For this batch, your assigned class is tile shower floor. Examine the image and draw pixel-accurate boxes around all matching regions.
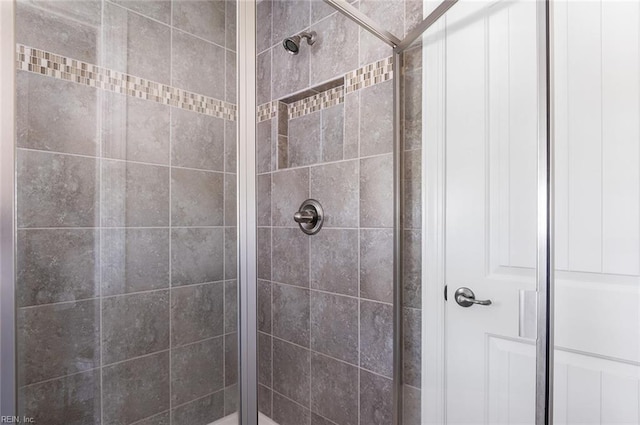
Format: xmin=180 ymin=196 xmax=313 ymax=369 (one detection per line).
xmin=212 ymin=413 xmax=278 ymax=425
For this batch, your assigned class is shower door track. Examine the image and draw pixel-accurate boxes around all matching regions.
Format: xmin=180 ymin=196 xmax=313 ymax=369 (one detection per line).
xmin=321 ymin=1 xmax=555 ymax=425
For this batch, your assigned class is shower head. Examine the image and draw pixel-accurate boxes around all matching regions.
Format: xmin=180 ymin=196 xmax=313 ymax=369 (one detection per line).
xmin=283 ymin=31 xmax=316 ymax=55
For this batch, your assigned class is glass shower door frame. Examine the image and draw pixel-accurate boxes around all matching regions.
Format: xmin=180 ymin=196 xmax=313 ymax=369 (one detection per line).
xmin=409 ymin=1 xmax=554 ymax=424
xmin=0 ymin=0 xmax=16 ymax=416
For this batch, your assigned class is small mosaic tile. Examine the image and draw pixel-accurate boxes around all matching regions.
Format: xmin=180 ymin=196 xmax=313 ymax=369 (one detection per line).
xmin=288 ymin=85 xmax=344 ymax=120
xmin=344 ymin=56 xmax=394 ymax=94
xmin=257 ymin=101 xmax=279 ymax=122
xmin=16 ymin=44 xmax=237 ymax=121
xmin=256 ymin=56 xmax=393 ymax=122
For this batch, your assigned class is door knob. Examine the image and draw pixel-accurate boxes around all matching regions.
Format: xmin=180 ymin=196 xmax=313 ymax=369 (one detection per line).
xmin=454 ymin=287 xmax=492 ymax=307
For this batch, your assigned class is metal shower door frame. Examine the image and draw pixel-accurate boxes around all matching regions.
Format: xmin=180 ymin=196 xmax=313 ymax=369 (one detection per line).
xmin=0 ymin=0 xmax=17 ymax=417
xmin=322 ymin=1 xmax=555 ymax=424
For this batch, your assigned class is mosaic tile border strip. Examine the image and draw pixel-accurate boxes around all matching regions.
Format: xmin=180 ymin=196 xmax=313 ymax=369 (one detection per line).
xmin=288 ymin=85 xmax=344 ymax=120
xmin=16 ymin=44 xmax=237 ymax=121
xmin=258 ymin=101 xmax=279 ymax=122
xmin=344 ymin=56 xmax=393 ymax=94
xmin=257 ymin=56 xmax=393 ymax=122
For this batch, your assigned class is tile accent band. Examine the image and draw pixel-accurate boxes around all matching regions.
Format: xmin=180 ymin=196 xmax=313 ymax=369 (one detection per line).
xmin=16 ymin=44 xmax=237 ymax=122
xmin=256 ymin=55 xmax=394 ymax=123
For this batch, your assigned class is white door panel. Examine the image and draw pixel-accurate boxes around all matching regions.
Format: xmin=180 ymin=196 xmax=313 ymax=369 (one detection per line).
xmin=432 ymin=0 xmax=640 ymax=424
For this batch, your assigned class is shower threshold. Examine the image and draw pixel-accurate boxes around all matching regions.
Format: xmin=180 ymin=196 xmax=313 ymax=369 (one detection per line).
xmin=211 ymin=412 xmax=279 ymax=425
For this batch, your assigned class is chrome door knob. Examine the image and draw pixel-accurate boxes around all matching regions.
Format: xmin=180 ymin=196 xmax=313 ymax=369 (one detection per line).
xmin=454 ymin=287 xmax=492 ymax=307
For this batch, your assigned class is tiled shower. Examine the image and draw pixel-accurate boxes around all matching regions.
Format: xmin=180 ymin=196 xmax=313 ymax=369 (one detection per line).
xmin=6 ymin=0 xmax=424 ymax=424
xmin=14 ymin=0 xmax=238 ymax=423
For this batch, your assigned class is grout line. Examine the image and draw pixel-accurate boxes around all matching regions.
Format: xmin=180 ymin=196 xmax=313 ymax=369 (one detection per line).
xmin=104 ymin=0 xmax=236 ymax=55
xmin=267 ymin=332 xmax=394 ymax=384
xmin=16 ymin=146 xmax=234 ymax=174
xmin=265 ymin=150 xmax=392 ymax=174
xmin=18 ymin=226 xmax=229 ymax=231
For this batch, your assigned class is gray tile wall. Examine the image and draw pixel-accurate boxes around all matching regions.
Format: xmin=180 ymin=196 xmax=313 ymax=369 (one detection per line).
xmin=15 ymin=1 xmax=237 ymax=424
xmin=256 ymin=1 xmax=425 ymax=424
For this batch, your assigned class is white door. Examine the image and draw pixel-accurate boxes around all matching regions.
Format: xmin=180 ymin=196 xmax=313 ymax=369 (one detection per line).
xmin=441 ymin=1 xmax=539 ymax=423
xmin=552 ymin=1 xmax=640 ymax=423
xmin=426 ymin=0 xmax=640 ymax=424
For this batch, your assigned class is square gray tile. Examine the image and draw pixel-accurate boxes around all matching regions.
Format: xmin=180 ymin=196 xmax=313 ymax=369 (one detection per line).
xmin=273 ymin=283 xmax=310 ymax=347
xmin=225 ymin=384 xmax=239 ymax=416
xmin=17 ymin=72 xmax=98 ymax=156
xmin=259 ymin=332 xmax=272 ymax=387
xmin=225 ymin=280 xmax=238 ymax=333
xmin=17 ymin=150 xmax=98 ymax=228
xmin=258 ymin=280 xmax=272 ymax=333
xmin=288 ymin=112 xmax=321 ymax=168
xmin=360 ymin=80 xmax=393 ymax=156
xmin=103 ymin=2 xmax=171 ymax=84
xmin=273 ymin=339 xmax=310 ymax=407
xmin=171 ymin=337 xmax=224 ymax=405
xmin=171 ymin=108 xmax=225 ymax=172
xmin=309 ymin=229 xmax=358 ymax=296
xmin=272 ymin=38 xmax=310 ymax=99
xmin=258 ymin=49 xmax=272 ymax=106
xmin=110 ymin=0 xmax=171 ymax=23
xmin=258 ymin=384 xmax=273 ymax=417
xmin=360 ymin=228 xmax=393 ymax=303
xmin=102 ymin=351 xmax=170 ymax=425
xmin=102 ymin=228 xmax=170 ymax=296
xmin=321 ymin=103 xmax=344 ymax=162
xmin=258 ymin=227 xmax=272 ymax=280
xmin=272 ymin=167 xmax=309 ymax=226
xmin=310 ymin=160 xmax=358 ymax=228
xmin=225 ymin=173 xmax=237 ymax=226
xmin=225 ymin=227 xmax=237 ymax=279
xmin=272 ymin=228 xmax=309 ymax=287
xmin=101 ymin=160 xmax=170 ymax=227
xmin=360 ymin=300 xmax=393 ymax=377
xmin=257 ymin=0 xmax=273 ymax=53
xmin=258 ymin=173 xmax=272 ymax=226
xmin=17 ymin=300 xmax=100 ymax=386
xmin=225 ymin=333 xmax=238 ymax=387
xmin=273 ymin=392 xmax=311 ymax=425
xmin=171 ymin=390 xmax=225 ymax=425
xmin=310 ymin=353 xmax=358 ymax=425
xmin=257 ymin=119 xmax=274 ymax=174
xmin=360 ymin=154 xmax=393 ymax=228
xmin=310 ymin=291 xmax=358 ymax=364
xmin=17 ymin=3 xmax=98 ymax=63
xmin=172 ymin=30 xmax=226 ymax=99
xmin=171 ymin=168 xmax=224 ymax=226
xmin=360 ymin=369 xmax=393 ymax=425
xmin=171 ymin=282 xmax=224 ymax=346
xmin=171 ymin=227 xmax=224 ymax=286
xmin=102 ymin=92 xmax=170 ymax=165
xmin=17 ymin=229 xmax=99 ymax=307
xmin=102 ymin=290 xmax=170 ymax=364
xmin=173 ymin=0 xmax=225 ymax=45
xmin=309 ymin=12 xmax=358 ymax=86
xmin=403 ymin=230 xmax=422 ymax=309
xmin=403 ymin=307 xmax=421 ymax=388
xmin=19 ymin=370 xmax=101 ymax=425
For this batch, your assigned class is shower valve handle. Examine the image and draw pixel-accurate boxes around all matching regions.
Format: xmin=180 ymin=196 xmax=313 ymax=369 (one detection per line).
xmin=294 ymin=209 xmax=317 ymax=224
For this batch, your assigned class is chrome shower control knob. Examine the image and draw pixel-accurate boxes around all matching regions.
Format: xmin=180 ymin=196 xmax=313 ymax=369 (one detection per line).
xmin=294 ymin=199 xmax=324 ymax=235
